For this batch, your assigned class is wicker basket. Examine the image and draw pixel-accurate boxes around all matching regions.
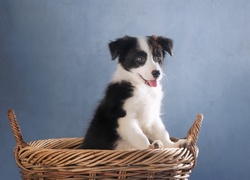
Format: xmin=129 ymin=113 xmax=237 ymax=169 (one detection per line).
xmin=8 ymin=109 xmax=203 ymax=180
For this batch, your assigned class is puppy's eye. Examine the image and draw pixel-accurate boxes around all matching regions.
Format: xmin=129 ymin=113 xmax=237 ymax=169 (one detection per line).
xmin=136 ymin=56 xmax=146 ymax=64
xmin=153 ymin=55 xmax=162 ymax=63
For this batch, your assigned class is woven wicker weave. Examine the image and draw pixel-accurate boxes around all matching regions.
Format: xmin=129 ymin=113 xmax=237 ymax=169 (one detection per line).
xmin=8 ymin=109 xmax=203 ymax=180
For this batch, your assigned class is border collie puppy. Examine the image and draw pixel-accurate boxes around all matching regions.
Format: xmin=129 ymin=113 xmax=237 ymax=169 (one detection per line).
xmin=80 ymin=35 xmax=186 ymax=150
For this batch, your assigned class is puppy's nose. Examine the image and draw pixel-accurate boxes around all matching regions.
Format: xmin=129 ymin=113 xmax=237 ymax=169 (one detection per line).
xmin=152 ymin=70 xmax=160 ymax=79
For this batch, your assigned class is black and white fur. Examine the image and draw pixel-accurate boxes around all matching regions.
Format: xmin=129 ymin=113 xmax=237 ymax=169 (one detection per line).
xmin=80 ymin=35 xmax=186 ymax=150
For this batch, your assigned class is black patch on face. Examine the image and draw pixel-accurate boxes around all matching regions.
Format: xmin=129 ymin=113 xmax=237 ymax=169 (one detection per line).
xmin=147 ymin=35 xmax=174 ymax=65
xmin=109 ymin=36 xmax=149 ymax=71
xmin=147 ymin=38 xmax=165 ymax=65
xmin=109 ymin=36 xmax=138 ymax=61
xmin=120 ymin=50 xmax=148 ymax=71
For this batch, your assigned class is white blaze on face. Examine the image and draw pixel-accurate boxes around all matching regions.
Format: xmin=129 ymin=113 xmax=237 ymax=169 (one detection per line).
xmin=131 ymin=37 xmax=162 ymax=86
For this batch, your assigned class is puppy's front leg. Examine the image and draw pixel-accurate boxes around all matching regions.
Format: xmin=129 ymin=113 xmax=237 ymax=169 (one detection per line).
xmin=116 ymin=117 xmax=150 ymax=149
xmin=148 ymin=118 xmax=187 ymax=148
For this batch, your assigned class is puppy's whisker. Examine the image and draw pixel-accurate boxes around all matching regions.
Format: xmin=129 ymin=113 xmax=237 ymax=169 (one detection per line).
xmin=164 ymin=72 xmax=175 ymax=82
xmin=162 ymin=73 xmax=168 ymax=82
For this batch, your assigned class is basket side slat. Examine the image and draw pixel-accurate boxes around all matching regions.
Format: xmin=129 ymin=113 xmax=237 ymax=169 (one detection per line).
xmin=8 ymin=109 xmax=28 ymax=147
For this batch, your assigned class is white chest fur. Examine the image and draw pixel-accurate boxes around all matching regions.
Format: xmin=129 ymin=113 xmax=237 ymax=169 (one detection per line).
xmin=112 ymin=63 xmax=167 ymax=149
xmin=125 ymin=84 xmax=163 ymax=127
xmin=115 ymin=84 xmax=164 ymax=150
xmin=112 ymin=65 xmax=163 ymax=130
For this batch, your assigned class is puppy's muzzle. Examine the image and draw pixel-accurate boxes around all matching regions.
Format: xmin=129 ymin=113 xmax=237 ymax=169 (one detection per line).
xmin=152 ymin=70 xmax=160 ymax=79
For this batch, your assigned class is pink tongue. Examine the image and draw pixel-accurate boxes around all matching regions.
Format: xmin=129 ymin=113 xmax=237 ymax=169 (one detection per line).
xmin=148 ymin=80 xmax=157 ymax=87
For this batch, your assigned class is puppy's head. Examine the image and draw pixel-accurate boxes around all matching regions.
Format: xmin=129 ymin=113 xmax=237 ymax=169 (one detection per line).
xmin=109 ymin=35 xmax=173 ymax=87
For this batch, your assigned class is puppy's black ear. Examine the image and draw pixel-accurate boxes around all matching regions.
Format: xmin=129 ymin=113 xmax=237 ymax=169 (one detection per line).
xmin=108 ymin=40 xmax=120 ymax=60
xmin=157 ymin=36 xmax=174 ymax=56
xmin=108 ymin=36 xmax=133 ymax=60
xmin=150 ymin=36 xmax=174 ymax=56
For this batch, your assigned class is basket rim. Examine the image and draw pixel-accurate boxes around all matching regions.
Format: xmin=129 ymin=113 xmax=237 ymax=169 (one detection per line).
xmin=8 ymin=109 xmax=203 ymax=179
xmin=8 ymin=109 xmax=203 ymax=149
xmin=14 ymin=138 xmax=197 ymax=172
xmin=26 ymin=137 xmax=193 ymax=151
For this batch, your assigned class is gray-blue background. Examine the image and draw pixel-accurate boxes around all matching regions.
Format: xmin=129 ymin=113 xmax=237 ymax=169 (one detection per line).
xmin=1 ymin=1 xmax=250 ymax=179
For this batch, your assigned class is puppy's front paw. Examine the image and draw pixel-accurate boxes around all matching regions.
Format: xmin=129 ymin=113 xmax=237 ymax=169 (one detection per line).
xmin=177 ymin=139 xmax=188 ymax=148
xmin=149 ymin=140 xmax=163 ymax=149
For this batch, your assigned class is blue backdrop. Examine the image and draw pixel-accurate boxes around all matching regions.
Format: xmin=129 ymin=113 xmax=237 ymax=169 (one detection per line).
xmin=1 ymin=1 xmax=250 ymax=179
